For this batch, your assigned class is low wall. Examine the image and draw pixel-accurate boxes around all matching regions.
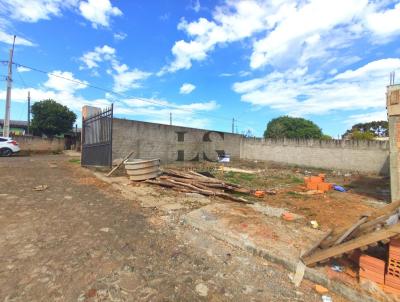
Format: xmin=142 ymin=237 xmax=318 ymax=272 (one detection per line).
xmin=111 ymin=118 xmax=390 ymax=175
xmin=112 ymin=118 xmax=241 ymax=163
xmin=240 ymin=138 xmax=389 ymax=175
xmin=14 ymin=136 xmax=65 ymax=152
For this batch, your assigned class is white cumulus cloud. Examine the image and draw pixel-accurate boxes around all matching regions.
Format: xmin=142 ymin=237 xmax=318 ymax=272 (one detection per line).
xmin=0 ymin=0 xmax=77 ymax=23
xmin=79 ymin=0 xmax=122 ymax=28
xmin=179 ymin=83 xmax=196 ymax=94
xmin=162 ymin=0 xmax=400 ymax=73
xmin=0 ymin=0 xmax=122 ymax=29
xmin=112 ymin=65 xmax=151 ymax=92
xmin=116 ymin=98 xmax=218 ymax=129
xmin=0 ymin=30 xmax=34 ymax=46
xmin=232 ymin=58 xmax=400 ymax=117
xmin=44 ymin=70 xmax=88 ymax=93
xmin=80 ymin=45 xmax=116 ymax=69
xmin=80 ymin=45 xmax=151 ymax=92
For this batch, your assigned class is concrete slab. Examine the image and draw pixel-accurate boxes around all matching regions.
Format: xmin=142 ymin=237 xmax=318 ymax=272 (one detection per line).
xmin=184 ymin=202 xmax=381 ymax=302
xmin=184 ymin=203 xmax=320 ymax=263
xmin=250 ymin=203 xmax=303 ymax=220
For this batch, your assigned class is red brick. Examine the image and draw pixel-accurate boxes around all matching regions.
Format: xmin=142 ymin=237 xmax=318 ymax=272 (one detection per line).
xmin=383 ymin=284 xmax=400 ymax=296
xmin=359 ymin=270 xmax=384 ymax=284
xmin=310 ymin=176 xmax=323 ymax=183
xmin=317 ymin=182 xmax=333 ymax=192
xmin=388 ymin=258 xmax=400 ymax=276
xmin=359 ymin=255 xmax=385 ymax=273
xmin=307 ymin=182 xmax=319 ymax=190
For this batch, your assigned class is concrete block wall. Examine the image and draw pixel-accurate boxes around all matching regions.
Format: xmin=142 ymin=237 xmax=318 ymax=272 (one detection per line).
xmin=112 ymin=118 xmax=241 ymax=163
xmin=14 ymin=136 xmax=65 ymax=152
xmin=240 ymin=138 xmax=389 ymax=175
xmin=112 ymin=118 xmax=390 ymax=175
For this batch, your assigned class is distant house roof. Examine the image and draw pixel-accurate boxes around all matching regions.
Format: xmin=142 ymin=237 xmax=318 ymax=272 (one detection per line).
xmin=0 ymin=119 xmax=28 ymax=129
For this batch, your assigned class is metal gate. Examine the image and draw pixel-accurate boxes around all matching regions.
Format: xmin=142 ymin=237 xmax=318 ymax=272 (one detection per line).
xmin=81 ymin=104 xmax=113 ymax=167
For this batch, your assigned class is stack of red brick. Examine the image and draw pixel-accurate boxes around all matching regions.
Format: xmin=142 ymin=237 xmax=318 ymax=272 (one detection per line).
xmin=304 ymin=174 xmax=333 ymax=193
xmin=359 ymin=255 xmax=385 ymax=285
xmin=385 ymin=238 xmax=400 ymax=294
xmin=358 ymin=238 xmax=400 ymax=296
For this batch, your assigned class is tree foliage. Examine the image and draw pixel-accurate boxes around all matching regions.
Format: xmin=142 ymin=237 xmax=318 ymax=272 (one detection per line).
xmin=31 ymin=99 xmax=76 ymax=137
xmin=343 ymin=120 xmax=388 ymax=139
xmin=350 ymin=130 xmax=376 ymax=140
xmin=264 ymin=116 xmax=323 ymax=139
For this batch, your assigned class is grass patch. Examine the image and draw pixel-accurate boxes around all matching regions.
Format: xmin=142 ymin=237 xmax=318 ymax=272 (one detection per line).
xmin=223 ymin=171 xmax=256 ymax=184
xmin=290 ymin=176 xmax=303 ymax=183
xmin=69 ymin=158 xmax=81 ymax=164
xmin=286 ymin=191 xmax=306 ymax=199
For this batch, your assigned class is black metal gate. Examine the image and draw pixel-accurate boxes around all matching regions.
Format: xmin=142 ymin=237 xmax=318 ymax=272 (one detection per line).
xmin=81 ymin=104 xmax=113 ymax=167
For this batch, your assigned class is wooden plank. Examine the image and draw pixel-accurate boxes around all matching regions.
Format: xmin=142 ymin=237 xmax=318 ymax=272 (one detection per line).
xmin=303 ymin=224 xmax=400 ymax=266
xmin=334 ymin=216 xmax=368 ymax=245
xmin=320 ymin=200 xmax=400 ymax=248
xmin=106 ymin=151 xmax=134 ymax=177
xmin=354 ymin=213 xmax=395 ymax=235
xmin=300 ymin=229 xmax=332 ymax=259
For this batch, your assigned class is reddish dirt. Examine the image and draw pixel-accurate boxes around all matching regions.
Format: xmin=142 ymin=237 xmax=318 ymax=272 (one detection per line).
xmin=167 ymin=160 xmax=389 ymax=232
xmin=265 ymin=188 xmax=379 ymax=231
xmin=1 ymin=154 xmax=349 ymax=301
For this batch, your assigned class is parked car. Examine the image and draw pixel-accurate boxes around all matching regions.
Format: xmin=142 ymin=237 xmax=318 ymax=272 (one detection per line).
xmin=0 ymin=137 xmax=20 ymax=156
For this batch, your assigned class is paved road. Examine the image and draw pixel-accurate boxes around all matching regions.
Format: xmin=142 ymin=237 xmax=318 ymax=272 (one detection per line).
xmin=0 ymin=155 xmax=344 ymax=301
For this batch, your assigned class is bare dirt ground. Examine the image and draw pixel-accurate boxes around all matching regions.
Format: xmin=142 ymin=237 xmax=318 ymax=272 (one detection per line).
xmin=0 ymin=155 xmax=347 ymax=302
xmin=164 ymin=160 xmax=389 ymax=232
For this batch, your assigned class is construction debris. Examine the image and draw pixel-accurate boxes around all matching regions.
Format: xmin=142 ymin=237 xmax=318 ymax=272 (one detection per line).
xmin=292 ymin=261 xmax=306 ymax=287
xmin=125 ymin=158 xmax=160 ymax=181
xmin=145 ymin=169 xmax=257 ymax=204
xmin=304 ymin=174 xmax=333 ymax=192
xmin=33 ymin=184 xmax=48 ymax=191
xmin=314 ymin=284 xmax=329 ymax=294
xmin=310 ymin=220 xmax=319 ymax=229
xmin=359 ymin=254 xmax=385 ymax=285
xmin=385 ymin=238 xmax=400 ymax=293
xmin=107 ymin=151 xmax=134 ymax=177
xmin=301 ymin=201 xmax=400 ymax=266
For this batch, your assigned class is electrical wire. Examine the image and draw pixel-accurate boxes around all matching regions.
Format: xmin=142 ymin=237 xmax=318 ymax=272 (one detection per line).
xmin=2 ymin=60 xmax=257 ymax=133
xmin=13 ymin=62 xmax=245 ymax=123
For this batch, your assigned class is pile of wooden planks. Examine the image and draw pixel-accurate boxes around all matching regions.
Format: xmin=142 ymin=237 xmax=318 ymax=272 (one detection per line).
xmin=302 ymin=200 xmax=400 ymax=266
xmin=144 ymin=169 xmax=254 ymax=204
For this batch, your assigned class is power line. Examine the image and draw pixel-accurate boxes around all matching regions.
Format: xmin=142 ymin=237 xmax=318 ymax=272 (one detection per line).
xmin=16 ymin=68 xmax=28 ymax=88
xmin=12 ymin=61 xmax=248 ymax=125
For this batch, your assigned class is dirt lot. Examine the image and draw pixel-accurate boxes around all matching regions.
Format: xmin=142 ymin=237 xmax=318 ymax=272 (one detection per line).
xmin=0 ymin=155 xmax=349 ymax=302
xmin=164 ymin=160 xmax=389 ymax=232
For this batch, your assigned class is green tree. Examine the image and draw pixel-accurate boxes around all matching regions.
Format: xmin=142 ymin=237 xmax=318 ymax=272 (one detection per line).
xmin=349 ymin=130 xmax=375 ymax=140
xmin=264 ymin=116 xmax=323 ymax=139
xmin=31 ymin=99 xmax=76 ymax=137
xmin=321 ymin=134 xmax=333 ymax=140
xmin=342 ymin=120 xmax=388 ymax=139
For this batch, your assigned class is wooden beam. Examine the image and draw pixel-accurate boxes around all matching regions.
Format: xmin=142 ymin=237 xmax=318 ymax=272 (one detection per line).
xmin=320 ymin=200 xmax=400 ymax=248
xmin=301 ymin=229 xmax=332 ymax=259
xmin=106 ymin=151 xmax=134 ymax=177
xmin=334 ymin=216 xmax=368 ymax=246
xmin=303 ymin=224 xmax=400 ymax=266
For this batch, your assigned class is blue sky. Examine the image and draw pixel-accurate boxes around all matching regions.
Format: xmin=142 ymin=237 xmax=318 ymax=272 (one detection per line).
xmin=0 ymin=0 xmax=400 ymax=137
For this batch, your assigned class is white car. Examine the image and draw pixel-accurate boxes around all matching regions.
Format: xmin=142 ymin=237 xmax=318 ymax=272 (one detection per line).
xmin=0 ymin=137 xmax=20 ymax=156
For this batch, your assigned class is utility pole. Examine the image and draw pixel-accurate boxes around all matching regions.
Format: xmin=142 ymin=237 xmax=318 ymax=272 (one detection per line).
xmin=170 ymin=112 xmax=172 ymax=126
xmin=27 ymin=91 xmax=31 ymax=135
xmin=3 ymin=35 xmax=16 ymax=137
xmin=232 ymin=118 xmax=235 ymax=133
